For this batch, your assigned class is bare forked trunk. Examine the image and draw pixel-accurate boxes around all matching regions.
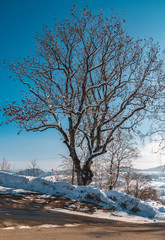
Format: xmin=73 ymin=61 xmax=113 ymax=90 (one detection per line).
xmin=82 ymin=159 xmax=93 ymax=185
xmin=72 ymin=155 xmax=93 ymax=186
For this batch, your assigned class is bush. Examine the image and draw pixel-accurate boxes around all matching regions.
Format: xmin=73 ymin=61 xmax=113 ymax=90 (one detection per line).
xmin=139 ymin=186 xmax=163 ymax=203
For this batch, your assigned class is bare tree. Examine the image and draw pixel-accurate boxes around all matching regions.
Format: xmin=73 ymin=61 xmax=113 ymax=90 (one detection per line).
xmin=150 ymin=117 xmax=165 ymax=156
xmin=147 ymin=80 xmax=165 ymax=155
xmin=130 ymin=172 xmax=151 ymax=198
xmin=92 ymin=157 xmax=106 ymax=189
xmin=59 ymin=155 xmax=76 ymax=184
xmin=0 ymin=157 xmax=11 ymax=172
xmin=123 ymin=167 xmax=133 ymax=195
xmin=92 ymin=132 xmax=139 ymax=190
xmin=26 ymin=159 xmax=40 ymax=177
xmin=1 ymin=7 xmax=164 ymax=185
xmin=123 ymin=171 xmax=160 ymax=201
xmin=59 ymin=149 xmax=87 ymax=184
xmin=51 ymin=168 xmax=60 ymax=181
xmin=105 ymin=132 xmax=139 ymax=190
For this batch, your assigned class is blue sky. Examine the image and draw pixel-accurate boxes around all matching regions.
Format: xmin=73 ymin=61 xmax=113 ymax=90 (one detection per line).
xmin=0 ymin=0 xmax=165 ymax=170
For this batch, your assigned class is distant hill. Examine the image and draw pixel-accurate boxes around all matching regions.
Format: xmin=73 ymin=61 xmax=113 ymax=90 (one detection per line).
xmin=119 ymin=167 xmax=140 ymax=172
xmin=16 ymin=168 xmax=71 ymax=178
xmin=141 ymin=165 xmax=165 ymax=172
xmin=16 ymin=168 xmax=49 ymax=177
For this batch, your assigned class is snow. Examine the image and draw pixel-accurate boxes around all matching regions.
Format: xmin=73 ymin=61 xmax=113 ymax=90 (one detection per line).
xmin=0 ymin=171 xmax=165 ymax=223
xmin=77 ymin=186 xmax=114 ymax=209
xmin=2 ymin=224 xmax=80 ymax=230
xmin=45 ymin=207 xmax=153 ymax=223
xmin=106 ymin=190 xmax=156 ymax=218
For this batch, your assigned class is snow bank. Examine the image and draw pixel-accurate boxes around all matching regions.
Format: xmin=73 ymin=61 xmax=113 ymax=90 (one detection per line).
xmin=0 ymin=171 xmax=115 ymax=209
xmin=29 ymin=178 xmax=80 ymax=200
xmin=77 ymin=186 xmax=115 ymax=209
xmin=0 ymin=171 xmax=31 ymax=189
xmin=0 ymin=171 xmax=165 ymax=222
xmin=106 ymin=190 xmax=156 ymax=218
xmin=0 ymin=171 xmax=79 ymax=199
xmin=144 ymin=200 xmax=165 ymax=221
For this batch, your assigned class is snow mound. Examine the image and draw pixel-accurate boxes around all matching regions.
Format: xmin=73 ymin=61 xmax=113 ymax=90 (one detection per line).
xmin=0 ymin=171 xmax=165 ymax=222
xmin=0 ymin=171 xmax=79 ymax=199
xmin=29 ymin=178 xmax=80 ymax=199
xmin=106 ymin=190 xmax=158 ymax=218
xmin=0 ymin=171 xmax=115 ymax=208
xmin=77 ymin=186 xmax=115 ymax=209
xmin=0 ymin=171 xmax=31 ymax=189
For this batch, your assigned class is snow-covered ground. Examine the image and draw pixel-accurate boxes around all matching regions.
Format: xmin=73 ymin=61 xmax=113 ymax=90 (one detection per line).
xmin=0 ymin=171 xmax=165 ymax=223
xmin=2 ymin=224 xmax=81 ymax=230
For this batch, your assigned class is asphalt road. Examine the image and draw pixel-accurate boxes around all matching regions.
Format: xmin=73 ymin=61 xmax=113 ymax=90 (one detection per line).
xmin=0 ymin=193 xmax=165 ymax=240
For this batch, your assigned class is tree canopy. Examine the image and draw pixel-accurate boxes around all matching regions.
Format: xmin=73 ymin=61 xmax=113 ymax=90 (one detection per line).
xmin=1 ymin=7 xmax=164 ymax=185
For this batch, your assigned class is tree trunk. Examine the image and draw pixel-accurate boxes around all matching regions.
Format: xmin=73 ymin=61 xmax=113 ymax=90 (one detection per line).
xmin=81 ymin=160 xmax=93 ymax=186
xmin=69 ymin=147 xmax=94 ymax=185
xmin=108 ymin=185 xmax=114 ymax=190
xmin=75 ymin=166 xmax=93 ymax=186
xmin=73 ymin=159 xmax=93 ymax=186
xmin=71 ymin=155 xmax=83 ymax=186
xmin=71 ymin=163 xmax=75 ymax=185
